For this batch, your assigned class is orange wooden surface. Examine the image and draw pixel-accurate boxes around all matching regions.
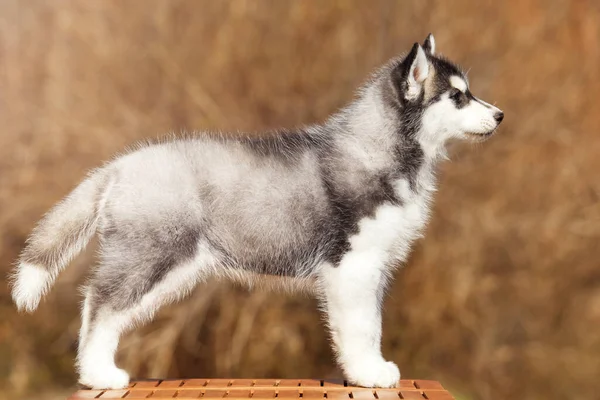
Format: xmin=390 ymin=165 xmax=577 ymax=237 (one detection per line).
xmin=68 ymin=379 xmax=454 ymax=399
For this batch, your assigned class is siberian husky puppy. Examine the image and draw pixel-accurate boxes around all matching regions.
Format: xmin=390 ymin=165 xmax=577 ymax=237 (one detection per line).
xmin=11 ymin=34 xmax=503 ymax=389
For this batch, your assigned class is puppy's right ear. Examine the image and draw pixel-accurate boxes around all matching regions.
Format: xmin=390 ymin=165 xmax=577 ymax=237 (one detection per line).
xmin=403 ymin=43 xmax=429 ymax=101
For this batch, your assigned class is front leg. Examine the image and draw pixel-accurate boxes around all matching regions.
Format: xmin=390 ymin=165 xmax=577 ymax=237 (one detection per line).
xmin=318 ymin=252 xmax=399 ymax=388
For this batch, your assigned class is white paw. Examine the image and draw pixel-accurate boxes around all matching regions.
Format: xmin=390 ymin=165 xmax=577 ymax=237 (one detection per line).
xmin=79 ymin=366 xmax=130 ymax=389
xmin=345 ymin=358 xmax=400 ymax=388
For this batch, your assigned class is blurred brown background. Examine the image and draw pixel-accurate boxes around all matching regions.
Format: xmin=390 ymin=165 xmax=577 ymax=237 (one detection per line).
xmin=1 ymin=1 xmax=599 ymax=399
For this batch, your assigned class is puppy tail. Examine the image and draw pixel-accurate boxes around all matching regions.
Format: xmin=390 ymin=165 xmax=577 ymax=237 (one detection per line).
xmin=11 ymin=168 xmax=112 ymax=312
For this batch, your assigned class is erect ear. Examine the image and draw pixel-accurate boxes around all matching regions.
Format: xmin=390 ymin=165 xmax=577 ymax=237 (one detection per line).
xmin=422 ymin=33 xmax=435 ymax=55
xmin=405 ymin=43 xmax=429 ymax=101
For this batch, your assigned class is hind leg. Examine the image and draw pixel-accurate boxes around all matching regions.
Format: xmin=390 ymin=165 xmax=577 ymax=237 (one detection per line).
xmin=77 ymin=240 xmax=216 ymax=389
xmin=77 ymin=291 xmax=132 ymax=389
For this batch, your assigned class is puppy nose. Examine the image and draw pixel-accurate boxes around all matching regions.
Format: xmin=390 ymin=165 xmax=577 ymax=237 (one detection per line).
xmin=494 ymin=111 xmax=504 ymax=123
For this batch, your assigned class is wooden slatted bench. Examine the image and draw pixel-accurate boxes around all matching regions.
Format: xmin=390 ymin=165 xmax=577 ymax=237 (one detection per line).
xmin=68 ymin=379 xmax=454 ymax=399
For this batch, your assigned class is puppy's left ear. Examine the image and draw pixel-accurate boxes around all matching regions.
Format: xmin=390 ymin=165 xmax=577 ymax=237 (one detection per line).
xmin=405 ymin=43 xmax=429 ymax=101
xmin=423 ymin=33 xmax=435 ymax=55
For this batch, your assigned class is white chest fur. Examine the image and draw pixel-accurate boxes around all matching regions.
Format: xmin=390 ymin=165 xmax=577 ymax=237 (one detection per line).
xmin=347 ymin=172 xmax=435 ymax=268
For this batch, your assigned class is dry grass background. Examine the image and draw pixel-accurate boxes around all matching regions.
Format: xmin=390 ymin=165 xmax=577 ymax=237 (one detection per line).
xmin=1 ymin=1 xmax=599 ymax=399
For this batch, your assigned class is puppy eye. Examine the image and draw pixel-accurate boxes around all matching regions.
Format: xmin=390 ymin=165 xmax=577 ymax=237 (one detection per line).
xmin=450 ymin=89 xmax=463 ymax=99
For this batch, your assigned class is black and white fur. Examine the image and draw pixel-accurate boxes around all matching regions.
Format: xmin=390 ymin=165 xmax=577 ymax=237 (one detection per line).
xmin=11 ymin=35 xmax=503 ymax=389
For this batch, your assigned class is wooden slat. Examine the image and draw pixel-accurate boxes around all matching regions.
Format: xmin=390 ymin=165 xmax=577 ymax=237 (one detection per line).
xmin=203 ymin=389 xmax=228 ymax=398
xmin=299 ymin=379 xmax=322 ymax=387
xmin=422 ymin=391 xmax=454 ymax=400
xmin=150 ymin=389 xmax=178 ymax=399
xmin=398 ymin=381 xmax=417 ymax=389
xmin=175 ymin=390 xmax=202 ymax=398
xmin=133 ymin=381 xmax=160 ymax=389
xmin=253 ymin=379 xmax=278 ymax=387
xmin=206 ymin=379 xmax=232 ymax=387
xmin=373 ymin=390 xmax=400 ymax=399
xmin=252 ymin=389 xmax=276 ymax=398
xmin=277 ymin=379 xmax=301 ymax=387
xmin=301 ymin=389 xmax=325 ymax=398
xmin=399 ymin=391 xmax=425 ymax=399
xmin=350 ymin=390 xmax=375 ymax=400
xmin=324 ymin=391 xmax=350 ymax=399
xmin=98 ymin=390 xmax=129 ymax=399
xmin=182 ymin=379 xmax=208 ymax=387
xmin=156 ymin=380 xmax=183 ymax=388
xmin=322 ymin=379 xmax=345 ymax=387
xmin=226 ymin=389 xmax=251 ymax=398
xmin=276 ymin=389 xmax=301 ymax=398
xmin=413 ymin=381 xmax=443 ymax=390
xmin=229 ymin=379 xmax=254 ymax=387
xmin=125 ymin=390 xmax=153 ymax=398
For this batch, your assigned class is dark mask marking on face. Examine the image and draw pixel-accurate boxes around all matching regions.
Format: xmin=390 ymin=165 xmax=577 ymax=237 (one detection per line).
xmin=449 ymin=88 xmax=472 ymax=109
